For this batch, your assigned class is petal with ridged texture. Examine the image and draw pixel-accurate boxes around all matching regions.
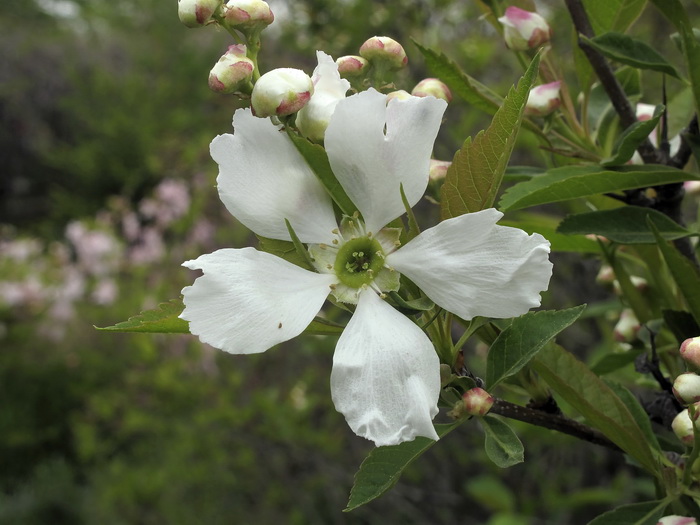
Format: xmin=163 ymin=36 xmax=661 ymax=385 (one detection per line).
xmin=181 ymin=248 xmax=335 ymax=354
xmin=331 ymin=290 xmax=440 ymax=446
xmin=386 ymin=208 xmax=552 ymax=320
xmin=211 ymin=109 xmax=338 ymax=244
xmin=324 ymin=89 xmax=447 ymax=235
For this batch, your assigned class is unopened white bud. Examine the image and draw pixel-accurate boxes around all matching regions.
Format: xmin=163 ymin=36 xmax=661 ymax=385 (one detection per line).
xmin=178 ymin=0 xmax=221 ymax=28
xmin=674 ymin=373 xmax=700 ymax=404
xmin=208 ymin=45 xmax=254 ymax=94
xmin=613 ymin=309 xmax=640 ymax=343
xmin=336 ymin=55 xmax=370 ymax=78
xmin=223 ymin=0 xmax=274 ymax=31
xmin=251 ymin=68 xmax=313 ymax=117
xmin=359 ymin=36 xmax=408 ymax=70
xmin=525 ymin=81 xmax=561 ymax=117
xmin=681 ymin=337 xmax=700 ymax=369
xmin=672 ymin=408 xmax=697 ymax=445
xmin=658 ymin=516 xmax=697 ymax=525
xmin=385 ymin=90 xmax=412 ymax=103
xmin=429 ymin=159 xmax=451 ymax=183
xmin=462 ymin=387 xmax=495 ymax=417
xmin=498 ymin=6 xmax=552 ymax=51
xmin=412 ymin=78 xmax=452 ymax=103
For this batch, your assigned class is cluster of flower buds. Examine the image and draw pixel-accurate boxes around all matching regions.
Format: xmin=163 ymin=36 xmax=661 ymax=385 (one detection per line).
xmin=498 ymin=6 xmax=552 ymax=51
xmin=672 ymin=338 xmax=700 ymax=445
xmin=525 ymin=81 xmax=562 ymax=117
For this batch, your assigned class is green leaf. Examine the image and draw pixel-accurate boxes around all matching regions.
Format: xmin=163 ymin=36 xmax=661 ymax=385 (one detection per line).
xmin=501 ymin=217 xmax=600 ymax=253
xmin=285 ymin=219 xmax=317 ymax=271
xmin=345 ymin=423 xmax=459 ymax=511
xmin=649 ymin=0 xmax=700 ymax=116
xmin=480 ymin=415 xmax=524 ymax=468
xmin=663 ymin=309 xmax=700 ymax=344
xmin=257 ymin=235 xmax=310 ymax=269
xmin=414 ymin=41 xmax=502 ymax=115
xmin=584 ymin=32 xmax=681 ymax=78
xmin=557 ymin=206 xmax=692 ymax=244
xmin=601 ymin=105 xmax=664 ymax=166
xmin=587 ymin=499 xmax=669 ymax=525
xmin=499 ymin=165 xmax=698 ymax=212
xmin=590 ymin=349 xmax=644 ymax=375
xmin=97 ymin=298 xmax=189 ymax=334
xmin=532 ymin=344 xmax=660 ymax=474
xmin=650 ymin=219 xmax=700 ymax=324
xmin=440 ymin=52 xmax=540 ymax=219
xmin=286 ymin=131 xmax=358 ymax=217
xmin=486 ymin=306 xmax=586 ymax=389
xmin=606 ymin=381 xmax=661 ymax=454
xmin=302 ymin=317 xmax=345 ymax=336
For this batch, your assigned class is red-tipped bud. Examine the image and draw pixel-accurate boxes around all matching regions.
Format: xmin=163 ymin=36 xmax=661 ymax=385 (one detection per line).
xmin=674 ymin=373 xmax=700 ymax=404
xmin=462 ymin=388 xmax=495 ymax=417
xmin=613 ymin=309 xmax=640 ymax=343
xmin=681 ymin=337 xmax=700 ymax=369
xmin=359 ymin=36 xmax=408 ymax=70
xmin=178 ymin=0 xmax=221 ymax=28
xmin=335 ymin=55 xmax=370 ymax=78
xmin=525 ymin=81 xmax=562 ymax=117
xmin=250 ymin=68 xmax=313 ymax=117
xmin=658 ymin=516 xmax=697 ymax=525
xmin=672 ymin=408 xmax=696 ymax=445
xmin=411 ymin=78 xmax=452 ymax=103
xmin=208 ymin=45 xmax=254 ymax=94
xmin=222 ymin=0 xmax=274 ymax=31
xmin=498 ymin=6 xmax=552 ymax=51
xmin=429 ymin=160 xmax=451 ymax=184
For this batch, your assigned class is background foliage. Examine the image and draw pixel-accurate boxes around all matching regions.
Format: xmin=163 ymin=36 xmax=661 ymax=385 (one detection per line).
xmin=2 ymin=0 xmax=698 ymax=523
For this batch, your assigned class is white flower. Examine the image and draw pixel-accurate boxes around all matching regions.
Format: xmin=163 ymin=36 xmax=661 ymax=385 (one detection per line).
xmin=296 ymin=51 xmax=350 ymax=142
xmin=181 ymin=88 xmax=552 ymax=446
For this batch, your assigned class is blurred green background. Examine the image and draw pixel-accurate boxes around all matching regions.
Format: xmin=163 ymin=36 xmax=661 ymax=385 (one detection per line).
xmin=1 ymin=0 xmax=682 ymax=523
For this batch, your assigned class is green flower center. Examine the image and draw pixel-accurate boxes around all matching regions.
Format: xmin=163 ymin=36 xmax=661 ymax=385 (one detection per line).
xmin=334 ymin=236 xmax=385 ymax=289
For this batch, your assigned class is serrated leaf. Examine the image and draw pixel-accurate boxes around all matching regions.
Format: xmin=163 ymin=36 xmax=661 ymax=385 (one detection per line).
xmin=440 ymin=52 xmax=540 ymax=219
xmin=345 ymin=423 xmax=459 ymax=511
xmin=486 ymin=306 xmax=586 ymax=389
xmin=650 ymin=219 xmax=700 ymax=324
xmin=587 ymin=499 xmax=669 ymax=525
xmin=286 ymin=131 xmax=358 ymax=217
xmin=557 ymin=206 xmax=691 ymax=244
xmin=302 ymin=317 xmax=345 ymax=336
xmin=97 ymin=298 xmax=189 ymax=334
xmin=532 ymin=344 xmax=659 ymax=474
xmin=499 ymin=165 xmax=698 ymax=212
xmin=480 ymin=415 xmax=524 ymax=468
xmin=584 ymin=32 xmax=681 ymax=79
xmin=414 ymin=41 xmax=502 ymax=115
xmin=601 ymin=105 xmax=664 ymax=166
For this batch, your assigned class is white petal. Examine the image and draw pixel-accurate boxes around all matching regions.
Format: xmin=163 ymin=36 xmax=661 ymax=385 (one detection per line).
xmin=324 ymin=89 xmax=447 ymax=234
xmin=386 ymin=209 xmax=552 ymax=320
xmin=331 ymin=290 xmax=440 ymax=446
xmin=211 ymin=108 xmax=338 ymax=243
xmin=181 ymin=247 xmax=335 ymax=354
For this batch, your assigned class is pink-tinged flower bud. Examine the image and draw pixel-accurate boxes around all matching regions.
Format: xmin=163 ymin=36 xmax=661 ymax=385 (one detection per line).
xmin=674 ymin=373 xmax=700 ymax=404
xmin=250 ymin=68 xmax=313 ymax=117
xmin=336 ymin=55 xmax=370 ymax=78
xmin=658 ymin=516 xmax=697 ymax=525
xmin=359 ymin=36 xmax=408 ymax=70
xmin=386 ymin=90 xmax=412 ymax=103
xmin=613 ymin=309 xmax=640 ymax=342
xmin=595 ymin=264 xmax=615 ymax=286
xmin=636 ymin=102 xmax=656 ymax=122
xmin=681 ymin=337 xmax=700 ymax=368
xmin=685 ymin=180 xmax=700 ymax=196
xmin=498 ymin=6 xmax=552 ymax=51
xmin=412 ymin=78 xmax=452 ymax=103
xmin=525 ymin=81 xmax=561 ymax=117
xmin=672 ymin=408 xmax=696 ymax=445
xmin=178 ymin=0 xmax=221 ymax=28
xmin=612 ymin=275 xmax=647 ymax=296
xmin=429 ymin=159 xmax=451 ymax=183
xmin=462 ymin=388 xmax=495 ymax=417
xmin=208 ymin=45 xmax=254 ymax=94
xmin=222 ymin=0 xmax=274 ymax=31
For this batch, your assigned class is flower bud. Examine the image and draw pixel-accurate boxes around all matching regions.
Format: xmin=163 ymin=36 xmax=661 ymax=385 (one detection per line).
xmin=595 ymin=264 xmax=615 ymax=286
xmin=336 ymin=55 xmax=370 ymax=78
xmin=636 ymin=102 xmax=656 ymax=122
xmin=411 ymin=78 xmax=452 ymax=103
xmin=498 ymin=6 xmax=552 ymax=51
xmin=208 ymin=45 xmax=254 ymax=94
xmin=684 ymin=180 xmax=700 ymax=197
xmin=674 ymin=373 xmax=700 ymax=404
xmin=672 ymin=408 xmax=696 ymax=445
xmin=359 ymin=36 xmax=408 ymax=70
xmin=612 ymin=275 xmax=647 ymax=296
xmin=525 ymin=81 xmax=562 ymax=117
xmin=613 ymin=309 xmax=640 ymax=342
xmin=178 ymin=0 xmax=221 ymax=28
xmin=429 ymin=160 xmax=451 ymax=183
xmin=658 ymin=516 xmax=697 ymax=525
xmin=222 ymin=0 xmax=274 ymax=31
xmin=250 ymin=68 xmax=313 ymax=117
xmin=681 ymin=337 xmax=700 ymax=369
xmin=462 ymin=387 xmax=495 ymax=417
xmin=385 ymin=90 xmax=412 ymax=103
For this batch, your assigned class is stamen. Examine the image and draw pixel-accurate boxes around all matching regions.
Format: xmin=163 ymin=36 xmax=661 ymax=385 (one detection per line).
xmin=319 ymin=244 xmax=328 ymax=250
xmin=332 ymin=239 xmax=339 ymax=245
xmin=331 ymin=228 xmax=339 ymax=234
